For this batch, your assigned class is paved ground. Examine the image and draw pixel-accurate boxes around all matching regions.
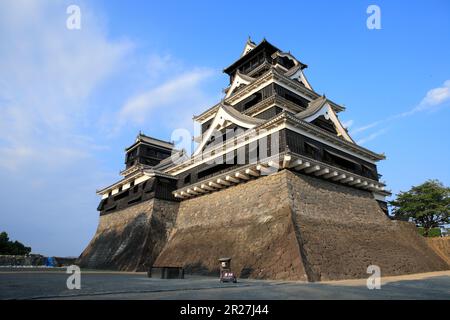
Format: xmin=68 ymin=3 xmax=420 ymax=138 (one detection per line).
xmin=0 ymin=268 xmax=449 ymax=300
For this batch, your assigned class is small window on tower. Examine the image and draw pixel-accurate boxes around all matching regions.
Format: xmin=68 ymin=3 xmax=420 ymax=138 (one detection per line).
xmin=362 ymin=165 xmax=376 ymax=180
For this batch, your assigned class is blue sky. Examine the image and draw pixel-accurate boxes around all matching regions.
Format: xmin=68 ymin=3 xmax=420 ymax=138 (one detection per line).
xmin=0 ymin=0 xmax=449 ymax=256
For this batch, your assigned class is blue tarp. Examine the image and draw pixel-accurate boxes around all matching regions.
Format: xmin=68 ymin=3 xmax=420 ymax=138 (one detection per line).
xmin=45 ymin=257 xmax=56 ymax=267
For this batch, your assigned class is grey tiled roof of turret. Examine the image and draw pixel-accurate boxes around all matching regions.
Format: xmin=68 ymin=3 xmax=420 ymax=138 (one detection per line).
xmin=235 ymin=70 xmax=256 ymax=82
xmin=125 ymin=133 xmax=174 ymax=151
xmin=295 ymin=95 xmax=327 ymax=119
xmin=284 ymin=64 xmax=302 ymax=77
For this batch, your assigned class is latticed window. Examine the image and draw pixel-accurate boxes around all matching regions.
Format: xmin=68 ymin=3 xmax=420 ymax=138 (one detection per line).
xmin=304 ymin=142 xmax=319 ymax=159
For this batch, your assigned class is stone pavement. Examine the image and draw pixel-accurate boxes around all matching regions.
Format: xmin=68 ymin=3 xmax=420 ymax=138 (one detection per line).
xmin=0 ymin=268 xmax=449 ymax=300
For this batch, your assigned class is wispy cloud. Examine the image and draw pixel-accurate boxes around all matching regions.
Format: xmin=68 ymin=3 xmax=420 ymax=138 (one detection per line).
xmin=0 ymin=1 xmax=221 ymax=256
xmin=419 ymin=80 xmax=450 ymax=107
xmin=145 ymin=53 xmax=181 ymax=80
xmin=113 ymin=64 xmax=218 ymax=135
xmin=351 ymin=120 xmax=382 ymax=135
xmin=402 ymin=79 xmax=450 ymax=115
xmin=0 ymin=0 xmax=132 ymax=172
xmin=341 ymin=119 xmax=354 ymax=129
xmin=118 ymin=68 xmax=214 ymax=125
xmin=356 ymin=128 xmax=388 ymax=145
xmin=351 ymin=80 xmax=450 ymax=138
xmin=0 ymin=0 xmax=132 ymax=256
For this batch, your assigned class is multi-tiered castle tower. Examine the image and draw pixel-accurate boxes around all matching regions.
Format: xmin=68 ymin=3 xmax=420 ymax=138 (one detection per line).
xmin=78 ymin=39 xmax=448 ymax=280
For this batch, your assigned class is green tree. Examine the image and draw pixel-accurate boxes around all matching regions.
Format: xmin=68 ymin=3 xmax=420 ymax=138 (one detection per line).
xmin=0 ymin=231 xmax=32 ymax=255
xmin=389 ymin=180 xmax=449 ymax=236
xmin=0 ymin=232 xmax=9 ymax=253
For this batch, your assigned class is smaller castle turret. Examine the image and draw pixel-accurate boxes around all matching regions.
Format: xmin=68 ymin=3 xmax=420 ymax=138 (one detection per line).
xmin=124 ymin=133 xmax=174 ymax=169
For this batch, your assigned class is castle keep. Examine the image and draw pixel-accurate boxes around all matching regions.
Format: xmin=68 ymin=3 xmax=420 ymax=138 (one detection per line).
xmin=78 ymin=39 xmax=448 ymax=280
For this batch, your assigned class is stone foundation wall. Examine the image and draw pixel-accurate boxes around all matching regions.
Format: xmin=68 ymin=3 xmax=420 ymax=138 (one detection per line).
xmin=286 ymin=172 xmax=448 ymax=280
xmin=426 ymin=237 xmax=450 ymax=266
xmin=155 ymin=170 xmax=448 ymax=281
xmin=77 ymin=199 xmax=179 ymax=271
xmin=155 ymin=170 xmax=307 ymax=280
xmin=80 ymin=169 xmax=448 ymax=280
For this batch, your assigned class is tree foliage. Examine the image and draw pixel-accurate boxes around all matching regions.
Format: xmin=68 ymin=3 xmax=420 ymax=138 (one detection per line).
xmin=389 ymin=180 xmax=449 ymax=236
xmin=0 ymin=232 xmax=32 ymax=255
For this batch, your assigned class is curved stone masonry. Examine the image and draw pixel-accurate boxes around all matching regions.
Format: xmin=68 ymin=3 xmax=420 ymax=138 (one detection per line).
xmin=78 ymin=170 xmax=448 ymax=279
xmin=77 ymin=199 xmax=179 ymax=271
xmin=155 ymin=170 xmax=448 ymax=281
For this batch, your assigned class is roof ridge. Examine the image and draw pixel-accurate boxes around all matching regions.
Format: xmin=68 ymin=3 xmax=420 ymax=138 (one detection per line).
xmin=221 ymin=104 xmax=265 ymax=125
